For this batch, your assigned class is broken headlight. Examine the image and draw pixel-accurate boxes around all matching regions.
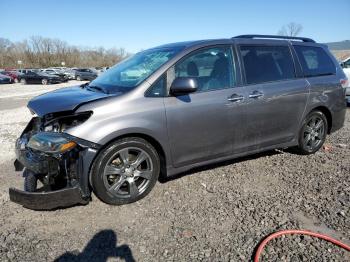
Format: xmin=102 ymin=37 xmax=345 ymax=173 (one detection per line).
xmin=27 ymin=132 xmax=77 ymax=154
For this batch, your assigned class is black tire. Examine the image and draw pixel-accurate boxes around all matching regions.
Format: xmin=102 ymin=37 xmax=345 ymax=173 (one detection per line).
xmin=24 ymin=169 xmax=38 ymax=192
xmin=91 ymin=137 xmax=160 ymax=205
xmin=294 ymin=110 xmax=328 ymax=155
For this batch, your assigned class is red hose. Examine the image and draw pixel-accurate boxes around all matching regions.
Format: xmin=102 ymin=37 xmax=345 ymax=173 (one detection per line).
xmin=254 ymin=229 xmax=350 ymax=262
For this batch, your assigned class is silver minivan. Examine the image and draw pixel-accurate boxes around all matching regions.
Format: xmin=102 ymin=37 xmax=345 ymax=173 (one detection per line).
xmin=10 ymin=35 xmax=348 ymax=209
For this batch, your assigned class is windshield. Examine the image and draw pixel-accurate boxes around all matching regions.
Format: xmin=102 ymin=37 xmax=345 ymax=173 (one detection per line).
xmin=89 ymin=47 xmax=183 ymax=94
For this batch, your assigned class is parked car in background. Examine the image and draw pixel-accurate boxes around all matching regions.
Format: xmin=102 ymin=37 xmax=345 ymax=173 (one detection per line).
xmin=18 ymin=71 xmax=61 ymax=85
xmin=347 ymin=86 xmax=350 ymax=105
xmin=94 ymin=67 xmax=103 ymax=75
xmin=49 ymin=67 xmax=74 ymax=79
xmin=41 ymin=68 xmax=69 ymax=82
xmin=0 ymin=73 xmax=12 ymax=84
xmin=340 ymin=56 xmax=350 ymax=67
xmin=340 ymin=57 xmax=350 ymax=104
xmin=17 ymin=69 xmax=40 ymax=74
xmin=62 ymin=68 xmax=76 ymax=79
xmin=51 ymin=67 xmax=66 ymax=70
xmin=340 ymin=57 xmax=350 ymax=78
xmin=94 ymin=67 xmax=110 ymax=75
xmin=74 ymin=68 xmax=98 ymax=81
xmin=0 ymin=70 xmax=22 ymax=83
xmin=16 ymin=69 xmax=27 ymax=74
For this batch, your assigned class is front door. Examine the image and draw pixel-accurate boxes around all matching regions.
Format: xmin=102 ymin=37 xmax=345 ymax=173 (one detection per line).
xmin=164 ymin=46 xmax=241 ymax=167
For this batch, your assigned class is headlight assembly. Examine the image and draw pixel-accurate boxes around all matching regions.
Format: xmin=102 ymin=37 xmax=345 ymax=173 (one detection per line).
xmin=27 ymin=132 xmax=77 ymax=154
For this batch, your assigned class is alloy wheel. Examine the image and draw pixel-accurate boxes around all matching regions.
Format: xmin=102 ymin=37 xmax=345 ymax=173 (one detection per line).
xmin=102 ymin=147 xmax=153 ymax=199
xmin=302 ymin=115 xmax=325 ymax=151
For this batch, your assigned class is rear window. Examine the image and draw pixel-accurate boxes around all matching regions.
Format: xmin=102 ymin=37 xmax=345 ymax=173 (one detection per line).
xmin=240 ymin=45 xmax=295 ymax=85
xmin=294 ymin=46 xmax=336 ymax=77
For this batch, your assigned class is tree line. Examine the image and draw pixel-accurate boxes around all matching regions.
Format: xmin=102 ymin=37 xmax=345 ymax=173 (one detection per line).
xmin=0 ymin=23 xmax=303 ymax=69
xmin=0 ymin=36 xmax=129 ymax=69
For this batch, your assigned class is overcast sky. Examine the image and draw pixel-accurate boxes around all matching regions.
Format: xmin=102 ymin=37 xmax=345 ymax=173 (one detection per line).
xmin=1 ymin=0 xmax=349 ymax=52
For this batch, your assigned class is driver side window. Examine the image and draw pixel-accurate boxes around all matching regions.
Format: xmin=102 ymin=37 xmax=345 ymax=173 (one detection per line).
xmin=174 ymin=46 xmax=235 ymax=92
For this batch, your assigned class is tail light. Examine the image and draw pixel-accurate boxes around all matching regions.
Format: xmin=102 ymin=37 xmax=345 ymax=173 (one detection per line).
xmin=340 ymin=78 xmax=349 ymax=88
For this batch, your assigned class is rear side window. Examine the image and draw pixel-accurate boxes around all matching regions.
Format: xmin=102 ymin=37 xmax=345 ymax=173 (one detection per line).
xmin=294 ymin=46 xmax=336 ymax=77
xmin=240 ymin=45 xmax=296 ymax=85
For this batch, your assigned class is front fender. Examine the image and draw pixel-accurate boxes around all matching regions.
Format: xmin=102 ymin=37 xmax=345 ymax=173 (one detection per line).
xmin=66 ymin=96 xmax=172 ymax=169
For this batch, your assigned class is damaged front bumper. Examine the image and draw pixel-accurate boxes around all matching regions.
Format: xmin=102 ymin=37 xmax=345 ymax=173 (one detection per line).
xmin=9 ymin=118 xmax=100 ymax=210
xmin=9 ymin=186 xmax=88 ymax=210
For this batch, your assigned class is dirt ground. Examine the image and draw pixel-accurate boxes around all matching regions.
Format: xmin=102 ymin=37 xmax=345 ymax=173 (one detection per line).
xmin=0 ymin=82 xmax=349 ymax=261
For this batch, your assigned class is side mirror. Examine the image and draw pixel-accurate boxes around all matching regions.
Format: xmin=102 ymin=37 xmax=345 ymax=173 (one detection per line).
xmin=170 ymin=77 xmax=198 ymax=96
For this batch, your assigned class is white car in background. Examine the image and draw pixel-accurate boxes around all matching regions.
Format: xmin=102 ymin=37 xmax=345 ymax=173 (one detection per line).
xmin=340 ymin=57 xmax=350 ymax=104
xmin=42 ymin=68 xmax=75 ymax=80
xmin=61 ymin=68 xmax=76 ymax=79
xmin=341 ymin=57 xmax=350 ymax=76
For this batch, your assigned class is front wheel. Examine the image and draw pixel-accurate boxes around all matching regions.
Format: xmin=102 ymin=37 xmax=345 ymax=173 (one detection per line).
xmin=295 ymin=110 xmax=328 ymax=155
xmin=91 ymin=137 xmax=160 ymax=205
xmin=24 ymin=169 xmax=38 ymax=192
xmin=42 ymin=78 xmax=48 ymax=85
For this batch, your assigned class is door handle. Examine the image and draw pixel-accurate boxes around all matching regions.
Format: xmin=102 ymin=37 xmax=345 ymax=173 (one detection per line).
xmin=228 ymin=94 xmax=244 ymax=102
xmin=248 ymin=90 xmax=264 ymax=99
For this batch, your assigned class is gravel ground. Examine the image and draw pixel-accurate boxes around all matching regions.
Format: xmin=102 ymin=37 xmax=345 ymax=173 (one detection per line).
xmin=0 ymin=82 xmax=349 ymax=261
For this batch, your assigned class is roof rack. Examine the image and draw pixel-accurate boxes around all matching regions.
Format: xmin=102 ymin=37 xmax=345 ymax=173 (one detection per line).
xmin=233 ymin=34 xmax=316 ymax=43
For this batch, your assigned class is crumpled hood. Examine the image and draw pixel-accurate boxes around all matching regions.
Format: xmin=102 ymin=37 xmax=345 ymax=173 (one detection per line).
xmin=28 ymin=86 xmax=114 ymax=116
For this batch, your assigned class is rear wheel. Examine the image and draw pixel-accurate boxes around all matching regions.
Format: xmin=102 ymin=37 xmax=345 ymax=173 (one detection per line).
xmin=295 ymin=110 xmax=328 ymax=155
xmin=91 ymin=137 xmax=160 ymax=205
xmin=76 ymin=76 xmax=81 ymax=81
xmin=42 ymin=78 xmax=48 ymax=85
xmin=20 ymin=78 xmax=26 ymax=85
